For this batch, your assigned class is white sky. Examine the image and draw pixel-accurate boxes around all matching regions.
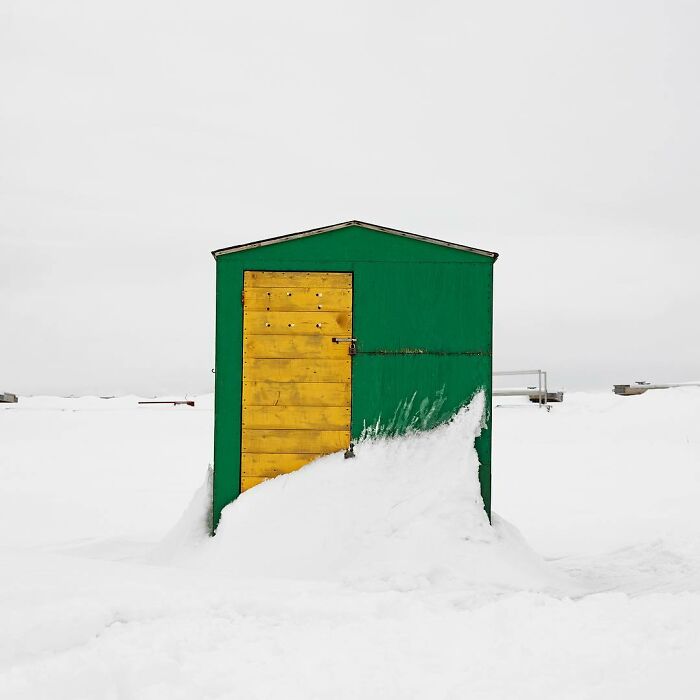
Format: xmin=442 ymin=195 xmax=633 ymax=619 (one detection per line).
xmin=2 ymin=0 xmax=699 ymax=395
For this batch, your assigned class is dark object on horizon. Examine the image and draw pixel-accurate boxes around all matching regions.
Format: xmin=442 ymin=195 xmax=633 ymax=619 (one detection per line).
xmin=138 ymin=400 xmax=195 ymax=407
xmin=613 ymin=382 xmax=700 ymax=396
xmin=528 ymin=391 xmax=564 ymax=403
xmin=0 ymin=392 xmax=18 ymax=403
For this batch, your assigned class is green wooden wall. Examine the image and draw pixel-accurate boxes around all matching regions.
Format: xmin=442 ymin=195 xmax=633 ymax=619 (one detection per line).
xmin=213 ymin=225 xmax=495 ymax=529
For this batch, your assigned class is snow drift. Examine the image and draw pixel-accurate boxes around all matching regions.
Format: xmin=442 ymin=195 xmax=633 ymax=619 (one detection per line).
xmin=160 ymin=392 xmax=563 ymax=592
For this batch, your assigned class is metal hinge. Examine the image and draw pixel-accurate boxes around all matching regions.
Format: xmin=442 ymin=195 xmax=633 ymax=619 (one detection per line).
xmin=241 ymin=291 xmax=245 ymax=305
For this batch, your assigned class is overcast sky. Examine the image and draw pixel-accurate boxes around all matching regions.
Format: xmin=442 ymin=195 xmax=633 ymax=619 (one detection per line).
xmin=2 ymin=0 xmax=699 ymax=395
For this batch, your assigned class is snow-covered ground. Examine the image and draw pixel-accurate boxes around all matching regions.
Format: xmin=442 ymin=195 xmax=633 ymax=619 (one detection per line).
xmin=1 ymin=389 xmax=699 ymax=698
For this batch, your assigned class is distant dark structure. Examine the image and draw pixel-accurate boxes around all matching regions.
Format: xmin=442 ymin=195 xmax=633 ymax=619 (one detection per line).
xmin=614 ymin=382 xmax=700 ymax=396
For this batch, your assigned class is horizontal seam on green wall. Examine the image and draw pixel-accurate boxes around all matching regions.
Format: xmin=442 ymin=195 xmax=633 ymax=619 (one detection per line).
xmin=357 ymin=350 xmax=491 ymax=356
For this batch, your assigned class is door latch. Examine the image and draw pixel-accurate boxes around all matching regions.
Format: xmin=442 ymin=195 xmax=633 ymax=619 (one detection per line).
xmin=332 ymin=337 xmax=357 ymax=355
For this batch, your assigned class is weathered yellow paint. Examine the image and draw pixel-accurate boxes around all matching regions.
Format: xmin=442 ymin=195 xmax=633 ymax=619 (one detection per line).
xmin=243 ymin=358 xmax=350 ymax=383
xmin=242 ymin=429 xmax=349 ymax=454
xmin=243 ymin=334 xmax=349 ymax=359
xmin=242 ymin=453 xmax=324 ymax=476
xmin=242 ymin=406 xmax=351 ymax=430
xmin=242 ymin=381 xmax=350 ymax=407
xmin=243 ymin=311 xmax=352 ymax=336
xmin=245 ymin=271 xmax=352 ymax=288
xmin=240 ymin=270 xmax=352 ymax=492
xmin=241 ymin=476 xmax=270 ymax=490
xmin=244 ymin=287 xmax=352 ymax=312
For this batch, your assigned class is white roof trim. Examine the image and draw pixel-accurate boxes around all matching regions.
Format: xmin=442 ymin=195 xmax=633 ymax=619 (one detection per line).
xmin=211 ymin=220 xmax=498 ymax=259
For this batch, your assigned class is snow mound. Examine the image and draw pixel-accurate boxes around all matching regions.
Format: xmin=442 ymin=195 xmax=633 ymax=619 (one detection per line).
xmin=161 ymin=392 xmax=565 ymax=592
xmin=152 ymin=466 xmax=213 ymax=562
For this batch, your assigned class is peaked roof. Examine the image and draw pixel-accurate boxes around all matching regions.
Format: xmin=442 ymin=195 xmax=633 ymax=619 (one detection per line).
xmin=211 ymin=220 xmax=498 ymax=259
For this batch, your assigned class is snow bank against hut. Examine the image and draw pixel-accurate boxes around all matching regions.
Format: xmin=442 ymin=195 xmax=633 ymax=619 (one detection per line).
xmin=161 ymin=393 xmax=563 ymax=592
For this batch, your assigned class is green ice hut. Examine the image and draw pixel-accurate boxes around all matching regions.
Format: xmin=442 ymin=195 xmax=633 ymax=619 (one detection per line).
xmin=211 ymin=221 xmax=498 ymax=529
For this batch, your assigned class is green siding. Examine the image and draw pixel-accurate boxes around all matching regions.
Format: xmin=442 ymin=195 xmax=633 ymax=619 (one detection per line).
xmin=213 ymin=225 xmax=494 ymax=529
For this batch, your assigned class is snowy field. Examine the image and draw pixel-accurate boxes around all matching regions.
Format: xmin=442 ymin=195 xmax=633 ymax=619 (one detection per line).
xmin=1 ymin=389 xmax=700 ymax=699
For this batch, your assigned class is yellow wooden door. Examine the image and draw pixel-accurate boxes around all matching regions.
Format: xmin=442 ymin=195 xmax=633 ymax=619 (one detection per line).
xmin=241 ymin=271 xmax=353 ymax=491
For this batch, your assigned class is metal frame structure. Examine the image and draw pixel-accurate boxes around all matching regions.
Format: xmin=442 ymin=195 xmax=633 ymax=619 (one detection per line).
xmin=493 ymin=369 xmax=549 ymax=408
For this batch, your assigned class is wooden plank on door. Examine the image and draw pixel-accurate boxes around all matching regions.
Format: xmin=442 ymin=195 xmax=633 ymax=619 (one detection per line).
xmin=245 ymin=271 xmax=352 ymax=288
xmin=244 ymin=287 xmax=352 ymax=312
xmin=242 ymin=381 xmax=350 ymax=407
xmin=243 ymin=310 xmax=352 ymax=336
